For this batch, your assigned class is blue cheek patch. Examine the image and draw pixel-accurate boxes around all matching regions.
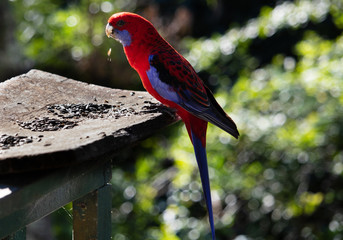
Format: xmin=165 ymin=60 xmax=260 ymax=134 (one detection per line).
xmin=115 ymin=29 xmax=132 ymax=47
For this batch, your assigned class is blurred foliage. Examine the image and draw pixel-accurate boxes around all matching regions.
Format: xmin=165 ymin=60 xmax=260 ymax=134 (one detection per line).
xmin=2 ymin=0 xmax=343 ymax=239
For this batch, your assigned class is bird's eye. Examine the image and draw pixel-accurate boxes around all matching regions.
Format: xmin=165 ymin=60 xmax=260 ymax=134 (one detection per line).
xmin=116 ymin=20 xmax=126 ymax=27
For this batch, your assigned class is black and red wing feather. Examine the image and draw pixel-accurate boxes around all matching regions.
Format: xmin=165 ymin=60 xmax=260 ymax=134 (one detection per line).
xmin=147 ymin=51 xmax=239 ymax=138
xmin=148 ymin=51 xmax=210 ymax=109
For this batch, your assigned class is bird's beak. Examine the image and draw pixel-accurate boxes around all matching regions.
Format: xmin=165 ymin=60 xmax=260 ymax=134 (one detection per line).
xmin=106 ymin=23 xmax=115 ymax=39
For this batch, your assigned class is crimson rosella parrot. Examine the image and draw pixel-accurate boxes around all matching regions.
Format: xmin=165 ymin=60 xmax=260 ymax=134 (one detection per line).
xmin=106 ymin=12 xmax=239 ymax=239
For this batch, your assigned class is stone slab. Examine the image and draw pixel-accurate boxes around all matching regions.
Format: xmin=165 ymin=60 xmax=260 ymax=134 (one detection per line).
xmin=0 ymin=70 xmax=177 ymax=174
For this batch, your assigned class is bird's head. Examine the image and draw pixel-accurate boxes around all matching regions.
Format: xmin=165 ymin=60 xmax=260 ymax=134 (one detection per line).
xmin=106 ymin=12 xmax=157 ymax=48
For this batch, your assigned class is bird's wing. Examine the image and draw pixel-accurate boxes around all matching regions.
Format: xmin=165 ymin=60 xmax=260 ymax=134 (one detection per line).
xmin=147 ymin=52 xmax=239 ymax=138
xmin=147 ymin=52 xmax=210 ymax=112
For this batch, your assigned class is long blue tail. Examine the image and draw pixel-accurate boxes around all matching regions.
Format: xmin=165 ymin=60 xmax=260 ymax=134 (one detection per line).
xmin=191 ymin=131 xmax=216 ymax=240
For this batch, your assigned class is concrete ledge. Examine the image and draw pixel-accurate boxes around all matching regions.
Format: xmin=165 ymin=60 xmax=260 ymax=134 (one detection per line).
xmin=0 ymin=69 xmax=177 ymax=174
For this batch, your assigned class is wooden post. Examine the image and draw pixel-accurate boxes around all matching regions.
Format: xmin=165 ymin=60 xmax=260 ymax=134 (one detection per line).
xmin=73 ymin=184 xmax=111 ymax=240
xmin=73 ymin=160 xmax=112 ymax=240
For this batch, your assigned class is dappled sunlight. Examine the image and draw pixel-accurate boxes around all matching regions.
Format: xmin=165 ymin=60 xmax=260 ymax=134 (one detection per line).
xmin=3 ymin=0 xmax=343 ymax=239
xmin=185 ymin=0 xmax=332 ymax=71
xmin=0 ymin=187 xmax=12 ymax=199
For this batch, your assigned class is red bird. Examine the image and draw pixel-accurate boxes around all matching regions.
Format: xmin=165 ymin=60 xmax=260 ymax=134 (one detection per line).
xmin=106 ymin=12 xmax=239 ymax=239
